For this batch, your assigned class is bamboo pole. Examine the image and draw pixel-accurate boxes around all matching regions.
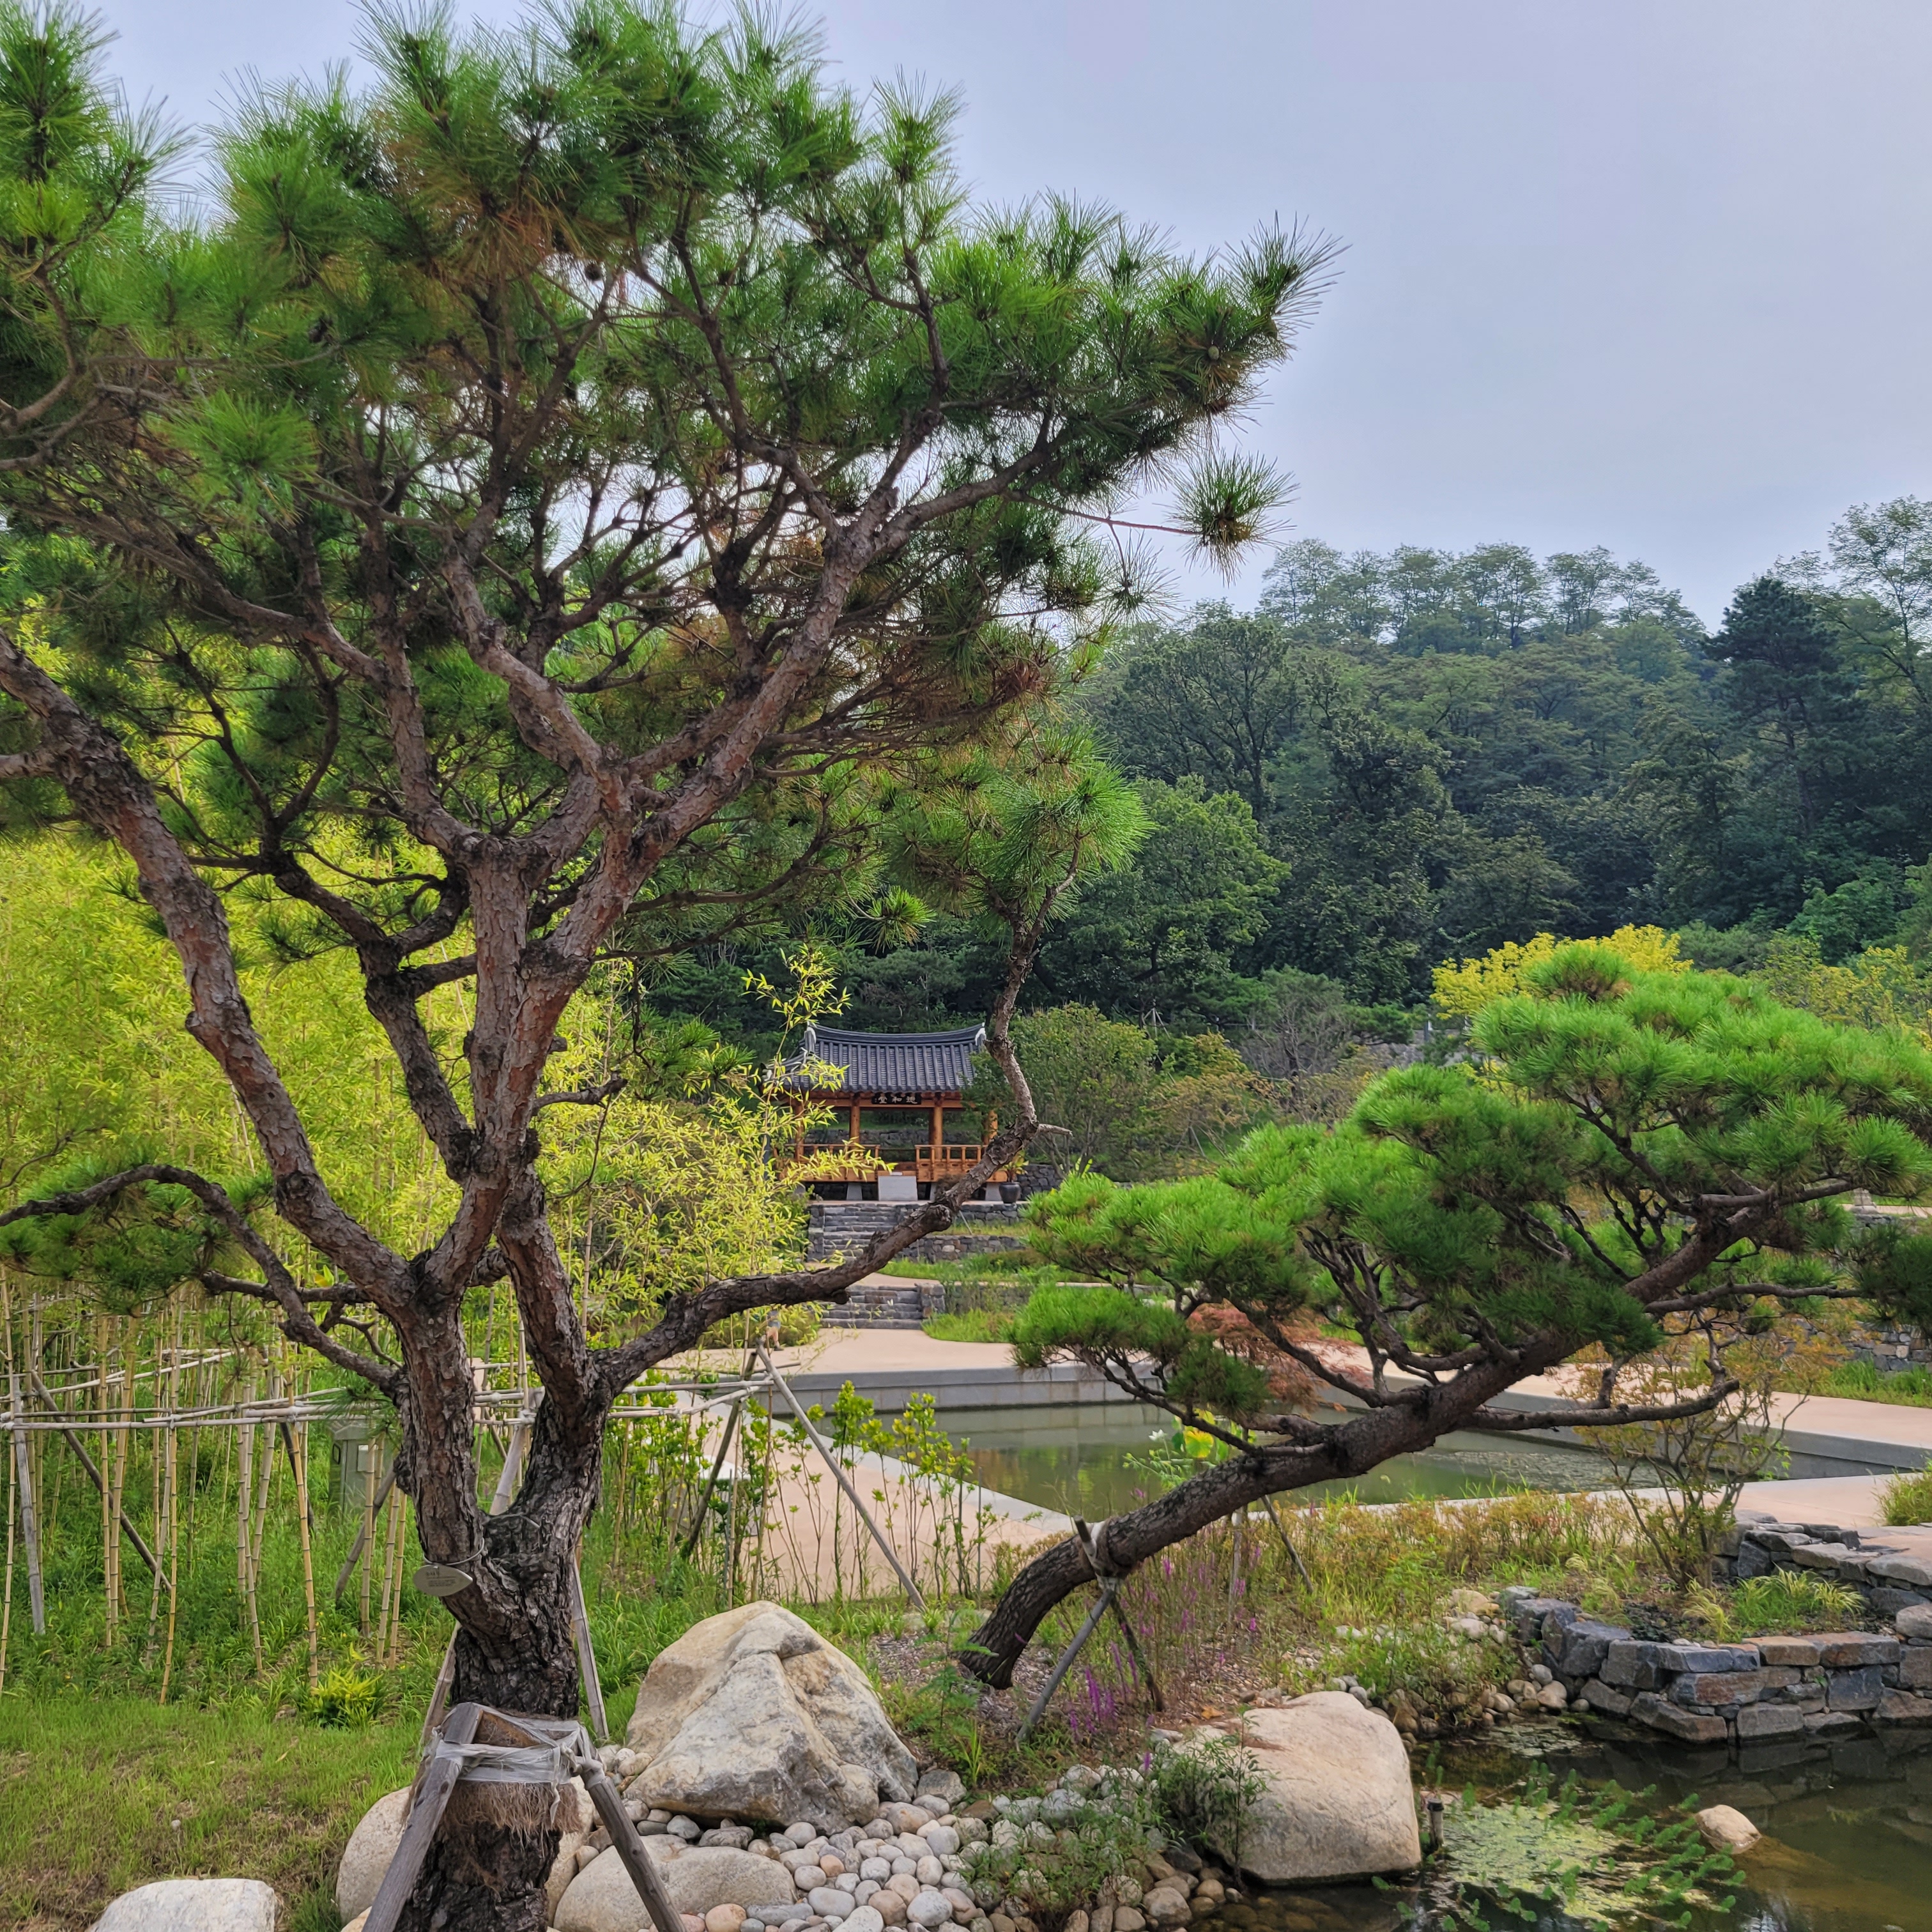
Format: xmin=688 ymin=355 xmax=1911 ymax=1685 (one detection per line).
xmin=158 ymin=1411 xmax=180 ymax=1703
xmin=249 ymin=1365 xmax=276 ymax=1598
xmin=141 ymin=1354 xmax=165 ymax=1666
xmin=108 ymin=1330 xmax=129 ymax=1643
xmin=334 ymin=1466 xmax=397 ymax=1600
xmin=6 ymin=1374 xmax=43 ymax=1637
xmin=360 ymin=1433 xmax=378 ymax=1636
xmin=98 ymin=1318 xmax=115 ymax=1647
xmin=291 ymin=1417 xmax=320 ymax=1689
xmin=238 ymin=1372 xmax=263 ymax=1670
xmin=0 ymin=1379 xmax=15 ymax=1693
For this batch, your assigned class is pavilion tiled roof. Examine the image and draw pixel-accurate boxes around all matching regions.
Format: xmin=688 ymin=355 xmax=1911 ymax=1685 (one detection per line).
xmin=795 ymin=1024 xmax=986 ymax=1094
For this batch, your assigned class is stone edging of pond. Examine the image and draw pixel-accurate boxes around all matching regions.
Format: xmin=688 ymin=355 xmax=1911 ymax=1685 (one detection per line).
xmin=1502 ymin=1517 xmax=1932 ymax=1747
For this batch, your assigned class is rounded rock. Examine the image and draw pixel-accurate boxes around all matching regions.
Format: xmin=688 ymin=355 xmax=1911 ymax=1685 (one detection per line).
xmin=337 ymin=1789 xmax=413 ymax=1922
xmin=795 ymin=1867 xmax=828 ymax=1891
xmin=1696 ymin=1805 xmax=1761 ymax=1855
xmin=788 ymin=1823 xmax=821 ymax=1847
xmin=907 ymin=1891 xmax=956 ymax=1930
xmin=811 ymin=1890 xmax=851 ymax=1917
xmin=95 ymin=1881 xmax=278 ymax=1932
xmin=1114 ymin=1913 xmax=1146 ymax=1932
xmin=916 ymin=1858 xmax=944 ymax=1887
xmin=873 ymin=1892 xmax=908 ymax=1927
xmin=942 ymin=1889 xmax=977 ymax=1921
xmin=887 ymin=1874 xmax=922 ymax=1903
xmin=921 ymin=1827 xmax=960 ymax=1859
xmin=843 ymin=1912 xmax=887 ymax=1932
xmin=709 ymin=1909 xmax=749 ymax=1932
xmin=684 ymin=1917 xmax=707 ymax=1932
xmin=861 ymin=1859 xmax=893 ymax=1882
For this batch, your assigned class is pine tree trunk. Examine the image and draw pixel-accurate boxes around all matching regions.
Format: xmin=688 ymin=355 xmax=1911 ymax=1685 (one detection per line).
xmin=392 ymin=1301 xmax=604 ymax=1932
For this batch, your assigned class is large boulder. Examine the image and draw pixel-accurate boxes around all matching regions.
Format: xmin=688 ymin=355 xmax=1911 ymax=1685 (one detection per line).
xmin=93 ymin=1880 xmax=278 ymax=1932
xmin=1206 ymin=1694 xmax=1422 ymax=1883
xmin=337 ymin=1788 xmax=411 ymax=1921
xmin=627 ymin=1601 xmax=917 ymax=1827
xmin=557 ymin=1840 xmax=797 ymax=1932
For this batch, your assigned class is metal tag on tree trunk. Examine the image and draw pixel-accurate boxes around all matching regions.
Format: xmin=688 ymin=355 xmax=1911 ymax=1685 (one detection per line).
xmin=412 ymin=1563 xmax=474 ymax=1597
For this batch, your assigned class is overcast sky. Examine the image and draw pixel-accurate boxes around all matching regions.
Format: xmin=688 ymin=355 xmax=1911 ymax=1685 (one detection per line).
xmin=102 ymin=0 xmax=1932 ymax=627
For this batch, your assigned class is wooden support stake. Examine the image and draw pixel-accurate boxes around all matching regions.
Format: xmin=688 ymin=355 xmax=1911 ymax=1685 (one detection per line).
xmin=678 ymin=1399 xmax=742 ymax=1561
xmin=362 ymin=1701 xmax=482 ymax=1932
xmin=571 ymin=1558 xmax=609 ymax=1743
xmin=25 ymin=1365 xmax=160 ymax=1580
xmin=292 ymin=1420 xmax=320 ymax=1689
xmin=1073 ymin=1517 xmax=1162 ymax=1712
xmin=1259 ymin=1493 xmax=1312 ymax=1589
xmin=758 ymin=1347 xmax=926 ymax=1610
xmin=9 ymin=1374 xmax=44 ymax=1636
xmin=1018 ymin=1578 xmax=1115 ymax=1741
xmin=579 ymin=1753 xmax=685 ymax=1932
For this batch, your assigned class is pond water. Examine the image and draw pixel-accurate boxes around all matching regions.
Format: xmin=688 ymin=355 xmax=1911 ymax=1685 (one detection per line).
xmin=942 ymin=1402 xmax=1616 ymax=1517
xmin=1183 ymin=1716 xmax=1932 ymax=1931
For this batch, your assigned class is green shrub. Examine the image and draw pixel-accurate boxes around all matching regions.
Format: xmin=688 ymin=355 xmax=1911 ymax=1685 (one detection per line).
xmin=307 ymin=1664 xmax=382 ymax=1728
xmin=923 ymin=1309 xmax=1015 ymax=1343
xmin=1689 ymin=1570 xmax=1862 ymax=1637
xmin=1292 ymin=1623 xmax=1512 ymax=1726
xmin=958 ymin=1788 xmax=1154 ymax=1931
xmin=1882 ymin=1463 xmax=1932 ymax=1525
xmin=1821 ymin=1358 xmax=1932 ymax=1406
xmin=1145 ymin=1736 xmax=1263 ymax=1858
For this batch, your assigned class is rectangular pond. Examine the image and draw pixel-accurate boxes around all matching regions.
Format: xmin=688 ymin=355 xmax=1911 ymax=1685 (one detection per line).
xmin=939 ymin=1400 xmax=1620 ymax=1516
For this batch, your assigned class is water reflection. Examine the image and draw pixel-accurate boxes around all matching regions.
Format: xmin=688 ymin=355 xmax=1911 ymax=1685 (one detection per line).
xmin=1181 ymin=1719 xmax=1932 ymax=1929
xmin=942 ymin=1402 xmax=1615 ymax=1516
xmin=1434 ymin=1717 xmax=1932 ymax=1931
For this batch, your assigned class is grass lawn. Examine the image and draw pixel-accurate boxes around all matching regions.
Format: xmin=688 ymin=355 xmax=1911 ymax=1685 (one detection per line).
xmin=0 ymin=1697 xmax=418 ymax=1932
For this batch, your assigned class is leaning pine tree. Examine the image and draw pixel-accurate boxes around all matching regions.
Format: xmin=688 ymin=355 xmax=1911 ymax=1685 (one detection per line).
xmin=0 ymin=5 xmax=1330 ymax=1926
xmin=962 ymin=942 xmax=1932 ymax=1683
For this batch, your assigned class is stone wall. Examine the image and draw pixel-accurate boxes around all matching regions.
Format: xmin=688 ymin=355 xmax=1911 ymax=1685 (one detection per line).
xmin=1713 ymin=1514 xmax=1932 ymax=1614
xmin=805 ymin=1202 xmax=1028 ymax=1265
xmin=1504 ymin=1568 xmax=1932 ymax=1749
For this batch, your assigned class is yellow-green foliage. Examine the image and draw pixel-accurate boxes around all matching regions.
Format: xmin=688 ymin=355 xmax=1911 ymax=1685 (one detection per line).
xmin=0 ymin=834 xmax=461 ymax=1257
xmin=0 ymin=838 xmax=806 ymax=1314
xmin=1431 ymin=923 xmax=1689 ymax=1018
xmin=1756 ymin=935 xmax=1932 ymax=1038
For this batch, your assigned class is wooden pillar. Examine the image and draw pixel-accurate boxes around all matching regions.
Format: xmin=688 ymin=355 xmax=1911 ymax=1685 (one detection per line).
xmin=930 ymin=1103 xmax=944 ymax=1154
xmin=848 ymin=1101 xmax=861 ymax=1144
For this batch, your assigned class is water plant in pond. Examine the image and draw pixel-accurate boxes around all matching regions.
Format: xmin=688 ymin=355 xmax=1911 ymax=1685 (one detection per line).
xmin=1411 ymin=1768 xmax=1739 ymax=1931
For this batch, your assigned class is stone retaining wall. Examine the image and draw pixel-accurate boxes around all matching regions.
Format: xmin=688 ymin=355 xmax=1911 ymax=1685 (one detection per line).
xmin=1714 ymin=1514 xmax=1932 ymax=1615
xmin=1505 ymin=1569 xmax=1932 ymax=1749
xmin=805 ymin=1203 xmax=1028 ymax=1264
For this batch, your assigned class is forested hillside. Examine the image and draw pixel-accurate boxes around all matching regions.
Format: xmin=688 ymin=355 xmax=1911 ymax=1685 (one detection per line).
xmin=640 ymin=495 xmax=1932 ymax=1049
